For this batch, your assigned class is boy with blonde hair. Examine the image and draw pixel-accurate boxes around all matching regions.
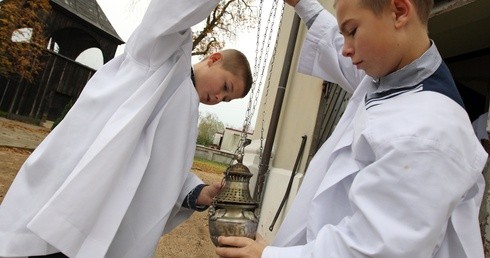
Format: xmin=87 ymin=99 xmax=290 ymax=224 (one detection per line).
xmin=0 ymin=0 xmax=252 ymax=257
xmin=216 ymin=0 xmax=487 ymax=257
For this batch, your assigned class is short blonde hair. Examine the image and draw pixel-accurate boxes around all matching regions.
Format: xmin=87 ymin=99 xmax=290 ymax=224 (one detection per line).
xmin=220 ymin=49 xmax=253 ymax=98
xmin=335 ymin=0 xmax=433 ymax=25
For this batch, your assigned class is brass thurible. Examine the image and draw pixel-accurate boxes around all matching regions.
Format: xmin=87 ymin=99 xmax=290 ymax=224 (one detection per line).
xmin=208 ymin=156 xmax=259 ymax=246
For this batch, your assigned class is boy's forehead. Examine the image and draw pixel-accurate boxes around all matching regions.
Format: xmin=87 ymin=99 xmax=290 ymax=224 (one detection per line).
xmin=224 ymin=70 xmax=246 ymax=98
xmin=334 ymin=0 xmax=357 ymax=22
xmin=335 ymin=0 xmax=372 ymax=24
xmin=334 ymin=0 xmax=356 ymax=9
xmin=335 ymin=0 xmax=354 ymax=14
xmin=234 ymin=76 xmax=246 ymax=97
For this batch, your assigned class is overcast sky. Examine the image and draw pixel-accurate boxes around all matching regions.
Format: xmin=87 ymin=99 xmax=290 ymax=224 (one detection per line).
xmin=90 ymin=0 xmax=280 ymax=129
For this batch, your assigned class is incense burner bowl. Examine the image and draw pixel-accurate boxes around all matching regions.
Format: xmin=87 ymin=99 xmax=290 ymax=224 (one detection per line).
xmin=208 ymin=161 xmax=259 ymax=246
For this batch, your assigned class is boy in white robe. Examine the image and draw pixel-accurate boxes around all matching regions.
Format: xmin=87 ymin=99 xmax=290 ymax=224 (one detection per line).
xmin=216 ymin=0 xmax=487 ymax=257
xmin=0 ymin=0 xmax=253 ymax=257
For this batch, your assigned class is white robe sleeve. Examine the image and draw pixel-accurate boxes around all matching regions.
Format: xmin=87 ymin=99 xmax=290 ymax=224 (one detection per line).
xmin=264 ymin=146 xmax=486 ymax=257
xmin=0 ymin=0 xmax=220 ymax=257
xmin=162 ymin=172 xmax=204 ymax=234
xmin=263 ymin=95 xmax=487 ymax=257
xmin=295 ymin=0 xmax=365 ymax=94
xmin=125 ymin=0 xmax=220 ymax=66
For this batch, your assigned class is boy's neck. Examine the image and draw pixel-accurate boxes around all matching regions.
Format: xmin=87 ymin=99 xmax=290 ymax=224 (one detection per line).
xmin=397 ymin=28 xmax=431 ymax=73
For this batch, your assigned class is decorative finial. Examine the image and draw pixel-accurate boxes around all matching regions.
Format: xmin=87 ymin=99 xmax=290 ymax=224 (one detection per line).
xmin=236 ymin=154 xmax=243 ymax=163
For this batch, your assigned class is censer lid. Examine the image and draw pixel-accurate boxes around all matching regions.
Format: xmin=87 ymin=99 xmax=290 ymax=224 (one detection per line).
xmin=213 ymin=159 xmax=257 ymax=205
xmin=223 ymin=162 xmax=253 ymax=177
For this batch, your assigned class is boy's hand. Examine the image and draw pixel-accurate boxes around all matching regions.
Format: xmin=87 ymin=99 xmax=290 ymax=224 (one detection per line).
xmin=216 ymin=234 xmax=267 ymax=258
xmin=196 ymin=182 xmax=221 ymax=206
xmin=284 ymin=0 xmax=301 ymax=7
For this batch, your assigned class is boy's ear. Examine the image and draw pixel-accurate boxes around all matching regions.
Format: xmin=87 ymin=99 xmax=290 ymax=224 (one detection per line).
xmin=391 ymin=0 xmax=411 ymax=29
xmin=207 ymin=52 xmax=224 ymax=66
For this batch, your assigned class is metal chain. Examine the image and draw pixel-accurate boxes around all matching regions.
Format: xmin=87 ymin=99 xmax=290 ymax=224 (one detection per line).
xmin=257 ymin=3 xmax=285 ymax=165
xmin=232 ymin=0 xmax=265 ymax=159
xmin=231 ymin=0 xmax=285 ymax=164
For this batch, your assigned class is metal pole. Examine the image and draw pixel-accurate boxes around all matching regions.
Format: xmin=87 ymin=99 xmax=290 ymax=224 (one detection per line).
xmin=269 ymin=135 xmax=307 ymax=231
xmin=253 ymin=13 xmax=301 ymax=204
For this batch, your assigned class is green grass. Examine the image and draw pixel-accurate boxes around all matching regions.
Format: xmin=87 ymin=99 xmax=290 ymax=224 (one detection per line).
xmin=192 ymin=157 xmax=229 ymax=174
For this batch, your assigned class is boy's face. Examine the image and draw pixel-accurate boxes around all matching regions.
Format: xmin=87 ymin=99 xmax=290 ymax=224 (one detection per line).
xmin=194 ymin=53 xmax=245 ymax=105
xmin=336 ymin=0 xmax=404 ymax=78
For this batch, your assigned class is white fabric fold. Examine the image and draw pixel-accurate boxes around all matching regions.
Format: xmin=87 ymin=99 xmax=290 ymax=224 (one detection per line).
xmin=0 ymin=0 xmax=220 ymax=257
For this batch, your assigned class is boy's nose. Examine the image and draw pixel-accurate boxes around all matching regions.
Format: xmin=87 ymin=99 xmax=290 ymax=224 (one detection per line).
xmin=214 ymin=93 xmax=224 ymax=102
xmin=341 ymin=39 xmax=354 ymax=57
xmin=342 ymin=44 xmax=354 ymax=57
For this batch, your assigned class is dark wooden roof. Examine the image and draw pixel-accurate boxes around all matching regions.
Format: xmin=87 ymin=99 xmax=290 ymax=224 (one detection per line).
xmin=50 ymin=0 xmax=124 ymax=43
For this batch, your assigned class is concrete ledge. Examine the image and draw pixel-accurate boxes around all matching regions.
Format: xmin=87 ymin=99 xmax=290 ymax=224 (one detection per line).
xmin=194 ymin=145 xmax=235 ymax=164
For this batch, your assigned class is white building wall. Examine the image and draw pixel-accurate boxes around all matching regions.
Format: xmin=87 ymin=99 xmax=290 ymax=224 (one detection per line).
xmin=243 ymin=0 xmax=335 ymax=243
xmin=220 ymin=128 xmax=241 ymax=153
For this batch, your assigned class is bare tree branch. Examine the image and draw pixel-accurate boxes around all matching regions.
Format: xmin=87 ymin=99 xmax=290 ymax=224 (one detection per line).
xmin=192 ymin=0 xmax=257 ymax=56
